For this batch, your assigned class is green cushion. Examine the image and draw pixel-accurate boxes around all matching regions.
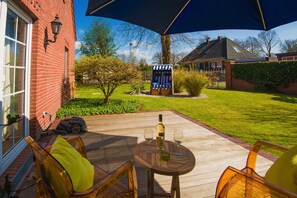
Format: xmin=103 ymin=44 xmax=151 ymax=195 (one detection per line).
xmin=264 ymin=144 xmax=297 ymax=194
xmin=50 ymin=135 xmax=94 ymax=192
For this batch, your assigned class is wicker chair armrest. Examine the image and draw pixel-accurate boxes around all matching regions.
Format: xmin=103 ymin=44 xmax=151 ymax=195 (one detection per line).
xmin=216 ymin=166 xmax=254 ymax=197
xmin=246 ymin=140 xmax=289 ymax=170
xmin=72 ymin=161 xmax=138 ymax=198
xmin=216 ymin=166 xmax=297 ymax=198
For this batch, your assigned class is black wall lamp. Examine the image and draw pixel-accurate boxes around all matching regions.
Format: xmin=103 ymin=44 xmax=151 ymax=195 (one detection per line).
xmin=44 ymin=15 xmax=62 ymax=47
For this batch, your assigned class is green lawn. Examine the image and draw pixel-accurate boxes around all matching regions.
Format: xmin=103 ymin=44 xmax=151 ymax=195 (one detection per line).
xmin=76 ymin=84 xmax=297 ymax=148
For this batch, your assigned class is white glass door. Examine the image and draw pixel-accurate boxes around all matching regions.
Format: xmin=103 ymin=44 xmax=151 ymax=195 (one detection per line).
xmin=0 ymin=0 xmax=31 ymax=173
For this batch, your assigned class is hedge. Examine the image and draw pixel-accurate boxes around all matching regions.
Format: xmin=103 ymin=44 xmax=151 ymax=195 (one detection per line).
xmin=233 ymin=61 xmax=297 ymax=92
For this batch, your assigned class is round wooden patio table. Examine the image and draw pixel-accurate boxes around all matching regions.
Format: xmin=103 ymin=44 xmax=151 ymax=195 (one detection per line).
xmin=134 ymin=140 xmax=196 ymax=198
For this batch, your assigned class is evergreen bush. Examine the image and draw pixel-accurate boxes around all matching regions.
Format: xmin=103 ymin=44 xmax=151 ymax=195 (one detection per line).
xmin=233 ymin=61 xmax=297 ymax=92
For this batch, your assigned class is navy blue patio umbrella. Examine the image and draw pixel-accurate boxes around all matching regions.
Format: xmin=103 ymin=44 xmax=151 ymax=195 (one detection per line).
xmin=86 ymin=0 xmax=297 ymax=35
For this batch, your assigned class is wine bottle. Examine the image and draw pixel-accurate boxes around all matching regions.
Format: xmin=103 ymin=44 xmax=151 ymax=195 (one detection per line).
xmin=156 ymin=114 xmax=165 ymax=150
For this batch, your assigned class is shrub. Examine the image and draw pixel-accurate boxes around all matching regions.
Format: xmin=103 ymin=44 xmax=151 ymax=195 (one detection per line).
xmin=173 ymin=69 xmax=186 ymax=93
xmin=75 ymin=56 xmax=142 ymax=104
xmin=183 ymin=72 xmax=209 ymax=96
xmin=56 ymin=99 xmax=140 ymax=118
xmin=130 ymin=79 xmax=145 ymax=95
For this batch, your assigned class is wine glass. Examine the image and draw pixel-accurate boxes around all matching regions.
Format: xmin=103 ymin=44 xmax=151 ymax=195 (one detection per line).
xmin=174 ymin=129 xmax=183 ymax=156
xmin=144 ymin=128 xmax=153 ymax=146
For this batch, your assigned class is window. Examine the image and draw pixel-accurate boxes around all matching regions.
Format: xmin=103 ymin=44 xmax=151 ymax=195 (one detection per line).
xmin=64 ymin=47 xmax=69 ymax=82
xmin=203 ymin=49 xmax=209 ymax=55
xmin=210 ymin=62 xmax=217 ymax=69
xmin=233 ymin=46 xmax=241 ymax=53
xmin=194 ymin=63 xmax=200 ymax=70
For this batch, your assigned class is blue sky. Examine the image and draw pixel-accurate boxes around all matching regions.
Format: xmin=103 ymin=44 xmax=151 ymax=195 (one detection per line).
xmin=74 ymin=0 xmax=297 ymax=63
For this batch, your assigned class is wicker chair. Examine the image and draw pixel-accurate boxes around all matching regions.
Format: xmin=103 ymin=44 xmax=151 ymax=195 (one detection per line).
xmin=215 ymin=140 xmax=297 ymax=198
xmin=25 ymin=136 xmax=138 ymax=198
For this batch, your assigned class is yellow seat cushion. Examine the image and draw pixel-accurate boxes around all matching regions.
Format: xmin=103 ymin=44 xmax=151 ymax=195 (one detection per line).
xmin=264 ymin=144 xmax=297 ymax=194
xmin=50 ymin=135 xmax=94 ymax=192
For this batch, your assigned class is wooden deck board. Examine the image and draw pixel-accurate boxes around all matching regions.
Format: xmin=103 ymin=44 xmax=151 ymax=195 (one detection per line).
xmin=66 ymin=111 xmax=274 ymax=198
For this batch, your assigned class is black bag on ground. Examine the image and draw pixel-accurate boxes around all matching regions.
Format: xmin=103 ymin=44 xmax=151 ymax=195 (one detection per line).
xmin=55 ymin=117 xmax=87 ymax=134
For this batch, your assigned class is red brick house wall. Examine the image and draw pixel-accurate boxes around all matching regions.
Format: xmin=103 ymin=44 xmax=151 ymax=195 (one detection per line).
xmin=231 ymin=78 xmax=254 ymax=91
xmin=277 ymin=82 xmax=297 ymax=94
xmin=14 ymin=0 xmax=76 ymax=139
xmin=276 ymin=53 xmax=297 ymax=61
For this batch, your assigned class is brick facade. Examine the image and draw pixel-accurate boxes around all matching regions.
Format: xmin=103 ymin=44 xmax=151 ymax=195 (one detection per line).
xmin=223 ymin=60 xmax=234 ymax=89
xmin=277 ymin=82 xmax=297 ymax=94
xmin=14 ymin=0 xmax=76 ymax=139
xmin=276 ymin=52 xmax=297 ymax=61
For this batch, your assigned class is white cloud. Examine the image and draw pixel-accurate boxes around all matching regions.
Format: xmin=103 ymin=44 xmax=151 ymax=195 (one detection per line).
xmin=134 ymin=48 xmax=153 ymax=60
xmin=75 ymin=41 xmax=81 ymax=50
xmin=117 ymin=46 xmax=155 ymax=64
xmin=117 ymin=49 xmax=130 ymax=56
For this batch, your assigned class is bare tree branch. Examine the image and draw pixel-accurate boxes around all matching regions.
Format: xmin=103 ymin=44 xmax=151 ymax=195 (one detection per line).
xmin=256 ymin=30 xmax=280 ymax=57
xmin=280 ymin=39 xmax=297 ymax=53
xmin=116 ymin=22 xmax=201 ymax=63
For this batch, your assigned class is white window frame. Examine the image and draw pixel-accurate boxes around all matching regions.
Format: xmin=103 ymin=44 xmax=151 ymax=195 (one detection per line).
xmin=0 ymin=0 xmax=32 ymax=175
xmin=64 ymin=47 xmax=69 ymax=82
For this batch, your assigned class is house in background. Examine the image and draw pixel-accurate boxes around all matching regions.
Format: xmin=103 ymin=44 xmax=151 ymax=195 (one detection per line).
xmin=276 ymin=52 xmax=297 ymax=61
xmin=179 ymin=36 xmax=260 ymax=70
xmin=0 ymin=0 xmax=76 ymax=176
